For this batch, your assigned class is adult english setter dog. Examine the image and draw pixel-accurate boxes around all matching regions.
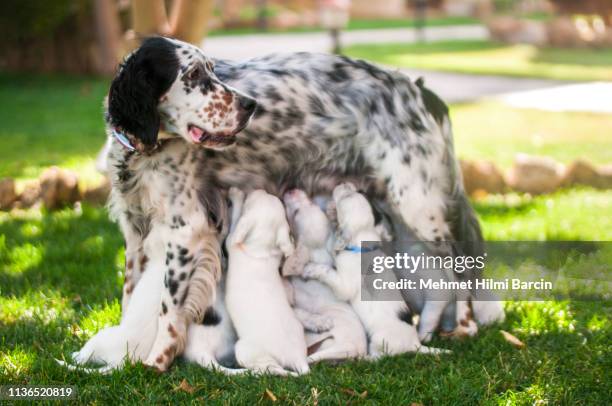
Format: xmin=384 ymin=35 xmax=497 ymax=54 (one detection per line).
xmin=102 ymin=36 xmax=498 ymax=371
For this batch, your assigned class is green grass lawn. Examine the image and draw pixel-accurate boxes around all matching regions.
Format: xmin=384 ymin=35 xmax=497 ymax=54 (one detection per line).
xmin=452 ymin=102 xmax=612 ymax=168
xmin=0 ymin=68 xmax=610 ymax=402
xmin=0 ymin=74 xmax=109 ymax=187
xmin=0 ymin=189 xmax=610 ymax=404
xmin=346 ymin=40 xmax=612 ymax=81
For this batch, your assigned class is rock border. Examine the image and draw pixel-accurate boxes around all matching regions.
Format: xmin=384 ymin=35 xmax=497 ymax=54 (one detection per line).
xmin=1 ymin=155 xmax=610 ymax=211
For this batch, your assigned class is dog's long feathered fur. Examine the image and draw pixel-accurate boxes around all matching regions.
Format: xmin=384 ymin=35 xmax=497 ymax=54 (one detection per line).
xmin=95 ymin=36 xmax=488 ymax=370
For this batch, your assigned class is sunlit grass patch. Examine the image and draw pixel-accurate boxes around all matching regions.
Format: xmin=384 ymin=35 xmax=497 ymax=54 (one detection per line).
xmin=0 ymin=290 xmax=73 ymax=326
xmin=346 ymin=40 xmax=612 ymax=81
xmin=476 ymin=189 xmax=612 ymax=241
xmin=0 ymin=347 xmax=36 ymax=378
xmin=506 ymin=301 xmax=575 ymax=335
xmin=77 ymin=301 xmax=121 ymax=337
xmin=450 ymin=101 xmax=612 ymax=168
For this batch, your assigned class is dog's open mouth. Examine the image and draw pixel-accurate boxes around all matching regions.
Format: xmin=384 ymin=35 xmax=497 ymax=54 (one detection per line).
xmin=188 ymin=124 xmax=237 ymax=147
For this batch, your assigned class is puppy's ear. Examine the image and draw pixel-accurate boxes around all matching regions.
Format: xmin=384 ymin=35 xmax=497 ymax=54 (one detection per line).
xmin=108 ymin=37 xmax=179 ymax=148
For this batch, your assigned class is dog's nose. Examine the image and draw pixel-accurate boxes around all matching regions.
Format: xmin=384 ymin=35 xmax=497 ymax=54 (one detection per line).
xmin=239 ymin=96 xmax=257 ymax=113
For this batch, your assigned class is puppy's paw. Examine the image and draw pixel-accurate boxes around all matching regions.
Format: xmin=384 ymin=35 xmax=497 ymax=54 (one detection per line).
xmin=281 ymin=244 xmax=310 ymax=276
xmin=302 ymin=263 xmax=325 ymax=279
xmin=228 ymin=187 xmax=245 ymax=205
xmin=313 ymin=317 xmax=334 ymax=333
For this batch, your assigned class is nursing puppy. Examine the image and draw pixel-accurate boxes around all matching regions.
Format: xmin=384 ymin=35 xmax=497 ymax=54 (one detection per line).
xmin=282 ymin=189 xmax=335 ymax=276
xmin=303 ymin=183 xmax=448 ymax=358
xmin=225 ymin=188 xmax=309 ymax=376
xmin=283 ymin=189 xmax=367 ymax=363
xmin=182 ymin=283 xmax=246 ymax=375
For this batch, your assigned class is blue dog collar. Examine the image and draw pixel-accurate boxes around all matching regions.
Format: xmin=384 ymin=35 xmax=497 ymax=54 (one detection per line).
xmin=112 ymin=128 xmax=136 ymax=152
xmin=345 ymin=245 xmax=379 ymax=253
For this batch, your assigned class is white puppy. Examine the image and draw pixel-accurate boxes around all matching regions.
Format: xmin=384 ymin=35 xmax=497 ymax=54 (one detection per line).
xmin=59 ymin=258 xmax=164 ymax=373
xmin=303 ymin=183 xmax=448 ymax=358
xmin=225 ymin=188 xmax=309 ymax=376
xmin=289 ymin=278 xmax=367 ymax=363
xmin=282 ymin=188 xmax=334 ymax=276
xmin=283 ymin=189 xmax=367 ymax=363
xmin=182 ymin=282 xmax=246 ymax=375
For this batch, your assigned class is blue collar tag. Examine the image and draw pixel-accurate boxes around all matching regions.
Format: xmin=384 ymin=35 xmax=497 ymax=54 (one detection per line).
xmin=345 ymin=245 xmax=379 ymax=253
xmin=112 ymin=128 xmax=136 ymax=151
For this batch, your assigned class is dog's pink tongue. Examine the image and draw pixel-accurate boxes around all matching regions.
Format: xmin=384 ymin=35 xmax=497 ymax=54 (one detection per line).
xmin=189 ymin=126 xmax=204 ymax=142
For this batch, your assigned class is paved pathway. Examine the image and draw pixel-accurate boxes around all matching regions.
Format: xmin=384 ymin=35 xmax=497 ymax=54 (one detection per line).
xmin=394 ymin=68 xmax=567 ymax=103
xmin=202 ymin=25 xmax=488 ymax=60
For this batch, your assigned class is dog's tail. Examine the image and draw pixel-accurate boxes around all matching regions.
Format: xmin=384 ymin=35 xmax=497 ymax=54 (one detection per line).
xmin=55 ymin=358 xmax=118 ymax=375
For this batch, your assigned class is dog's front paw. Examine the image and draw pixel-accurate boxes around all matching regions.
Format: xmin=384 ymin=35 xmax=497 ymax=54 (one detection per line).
xmin=453 ymin=319 xmax=478 ymax=338
xmin=143 ymin=354 xmax=170 ymax=373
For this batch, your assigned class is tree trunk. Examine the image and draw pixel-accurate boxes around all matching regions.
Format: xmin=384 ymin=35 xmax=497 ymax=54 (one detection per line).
xmin=170 ymin=0 xmax=214 ymax=45
xmin=131 ymin=0 xmax=171 ymax=38
xmin=93 ymin=0 xmax=123 ymax=75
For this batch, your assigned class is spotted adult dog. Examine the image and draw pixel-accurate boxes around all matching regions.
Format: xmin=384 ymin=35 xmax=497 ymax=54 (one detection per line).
xmin=104 ymin=36 xmax=488 ymax=371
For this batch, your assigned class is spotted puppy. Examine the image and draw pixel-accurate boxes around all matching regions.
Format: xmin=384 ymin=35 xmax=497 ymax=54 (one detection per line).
xmin=225 ymin=188 xmax=309 ymax=376
xmin=303 ymin=183 xmax=448 ymax=358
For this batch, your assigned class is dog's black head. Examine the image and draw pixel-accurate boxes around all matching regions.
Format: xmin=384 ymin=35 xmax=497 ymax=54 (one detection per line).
xmin=108 ymin=37 xmax=179 ymax=148
xmin=107 ymin=37 xmax=257 ymax=151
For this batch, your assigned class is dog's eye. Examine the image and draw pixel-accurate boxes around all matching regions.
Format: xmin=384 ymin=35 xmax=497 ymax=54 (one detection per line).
xmin=188 ymin=66 xmax=203 ymax=81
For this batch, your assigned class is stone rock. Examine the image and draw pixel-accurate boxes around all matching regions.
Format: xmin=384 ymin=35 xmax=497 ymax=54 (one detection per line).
xmin=39 ymin=167 xmax=80 ymax=210
xmin=487 ymin=16 xmax=547 ymax=45
xmin=460 ymin=160 xmax=506 ymax=195
xmin=82 ymin=179 xmax=111 ymax=205
xmin=506 ymin=154 xmax=565 ymax=194
xmin=598 ymin=165 xmax=612 ymax=189
xmin=0 ymin=178 xmax=17 ymax=210
xmin=17 ymin=181 xmax=41 ymax=209
xmin=546 ymin=17 xmax=584 ymax=47
xmin=562 ymin=160 xmax=598 ymax=187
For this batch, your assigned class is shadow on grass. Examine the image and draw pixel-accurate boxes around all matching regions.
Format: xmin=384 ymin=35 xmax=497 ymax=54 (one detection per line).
xmin=0 ymin=205 xmax=123 ymax=306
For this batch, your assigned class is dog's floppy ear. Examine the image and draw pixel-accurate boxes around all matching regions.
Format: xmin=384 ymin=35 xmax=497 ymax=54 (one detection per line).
xmin=108 ymin=37 xmax=179 ymax=148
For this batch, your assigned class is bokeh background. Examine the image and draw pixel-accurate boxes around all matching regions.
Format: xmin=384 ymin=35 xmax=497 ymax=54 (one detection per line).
xmin=0 ymin=1 xmax=610 ymax=404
